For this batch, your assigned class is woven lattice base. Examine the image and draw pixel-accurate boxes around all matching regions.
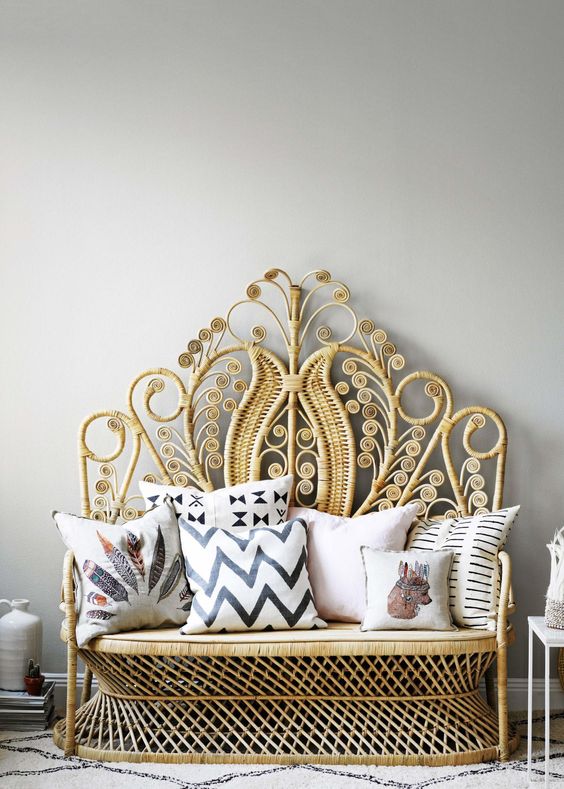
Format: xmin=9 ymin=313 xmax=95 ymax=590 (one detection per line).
xmin=53 ymin=692 xmax=519 ymax=765
xmin=53 ymin=649 xmax=519 ymax=765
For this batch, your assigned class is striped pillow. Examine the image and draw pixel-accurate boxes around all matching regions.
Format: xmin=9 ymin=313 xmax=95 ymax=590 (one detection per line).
xmin=406 ymin=507 xmax=519 ymax=629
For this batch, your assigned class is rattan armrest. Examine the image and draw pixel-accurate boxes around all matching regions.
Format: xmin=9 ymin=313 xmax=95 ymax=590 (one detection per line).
xmin=62 ymin=550 xmax=77 ymax=647
xmin=497 ymin=551 xmax=513 ymax=645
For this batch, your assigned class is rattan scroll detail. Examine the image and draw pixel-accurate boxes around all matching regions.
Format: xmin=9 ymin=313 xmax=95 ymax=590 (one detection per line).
xmin=78 ymin=268 xmax=506 ymax=522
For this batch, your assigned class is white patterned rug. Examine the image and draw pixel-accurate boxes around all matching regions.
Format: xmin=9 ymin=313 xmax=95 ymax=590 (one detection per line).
xmin=1 ymin=712 xmax=563 ymax=788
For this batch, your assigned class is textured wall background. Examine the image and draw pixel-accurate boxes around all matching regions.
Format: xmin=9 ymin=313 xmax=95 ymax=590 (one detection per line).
xmin=1 ymin=0 xmax=563 ymax=684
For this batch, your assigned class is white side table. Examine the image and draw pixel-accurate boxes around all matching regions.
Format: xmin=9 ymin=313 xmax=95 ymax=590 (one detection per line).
xmin=528 ymin=616 xmax=564 ymax=786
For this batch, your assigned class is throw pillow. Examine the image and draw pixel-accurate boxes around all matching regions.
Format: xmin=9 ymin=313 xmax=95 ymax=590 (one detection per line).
xmin=140 ymin=475 xmax=293 ymax=530
xmin=179 ymin=516 xmax=326 ymax=634
xmin=289 ymin=504 xmax=419 ymax=622
xmin=361 ymin=548 xmax=455 ymax=631
xmin=53 ymin=499 xmax=190 ymax=647
xmin=406 ymin=506 xmax=520 ymax=628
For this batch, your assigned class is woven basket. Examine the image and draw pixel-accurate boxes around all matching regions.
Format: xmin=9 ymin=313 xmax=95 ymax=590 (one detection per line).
xmin=545 ymin=598 xmax=564 ymax=629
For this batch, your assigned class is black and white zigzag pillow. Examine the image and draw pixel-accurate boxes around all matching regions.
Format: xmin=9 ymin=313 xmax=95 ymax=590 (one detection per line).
xmin=179 ymin=517 xmax=327 ymax=634
xmin=406 ymin=506 xmax=519 ymax=629
xmin=140 ymin=475 xmax=292 ymax=530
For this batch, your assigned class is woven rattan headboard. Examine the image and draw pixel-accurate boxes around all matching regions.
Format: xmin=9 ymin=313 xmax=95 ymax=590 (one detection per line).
xmin=79 ymin=269 xmax=506 ymax=523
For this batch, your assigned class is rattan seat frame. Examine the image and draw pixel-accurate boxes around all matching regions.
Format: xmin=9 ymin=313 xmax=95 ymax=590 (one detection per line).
xmin=55 ymin=268 xmax=518 ymax=765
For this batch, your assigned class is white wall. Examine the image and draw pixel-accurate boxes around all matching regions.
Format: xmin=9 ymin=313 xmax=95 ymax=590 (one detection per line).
xmin=1 ymin=0 xmax=563 ymax=684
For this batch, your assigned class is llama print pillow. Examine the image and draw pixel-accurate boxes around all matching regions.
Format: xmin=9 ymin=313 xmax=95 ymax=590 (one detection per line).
xmin=360 ymin=548 xmax=455 ymax=631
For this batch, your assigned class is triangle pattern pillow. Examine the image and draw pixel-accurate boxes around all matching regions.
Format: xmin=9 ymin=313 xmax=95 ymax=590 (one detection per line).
xmin=179 ymin=516 xmax=326 ymax=634
xmin=406 ymin=506 xmax=519 ymax=629
xmin=140 ymin=476 xmax=292 ymax=530
xmin=139 ymin=481 xmax=201 ymax=513
xmin=54 ymin=500 xmax=190 ymax=647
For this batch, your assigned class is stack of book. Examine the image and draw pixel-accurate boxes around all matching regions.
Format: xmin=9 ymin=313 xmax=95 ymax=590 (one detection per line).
xmin=0 ymin=681 xmax=55 ymax=730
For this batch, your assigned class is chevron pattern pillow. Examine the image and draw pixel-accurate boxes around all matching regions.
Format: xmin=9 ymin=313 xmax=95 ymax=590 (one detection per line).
xmin=406 ymin=506 xmax=519 ymax=629
xmin=179 ymin=517 xmax=327 ymax=634
xmin=140 ymin=476 xmax=292 ymax=530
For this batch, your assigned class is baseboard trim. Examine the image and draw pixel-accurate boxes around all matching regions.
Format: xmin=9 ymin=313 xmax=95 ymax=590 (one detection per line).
xmin=44 ymin=673 xmax=564 ymax=713
xmin=45 ymin=672 xmax=98 ymax=710
xmin=504 ymin=678 xmax=564 ymax=712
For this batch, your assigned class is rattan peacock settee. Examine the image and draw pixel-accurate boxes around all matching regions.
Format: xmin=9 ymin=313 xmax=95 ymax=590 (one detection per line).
xmin=54 ymin=268 xmax=518 ymax=765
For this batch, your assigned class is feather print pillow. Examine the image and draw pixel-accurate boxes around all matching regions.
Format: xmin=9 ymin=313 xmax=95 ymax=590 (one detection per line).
xmin=53 ymin=499 xmax=191 ymax=647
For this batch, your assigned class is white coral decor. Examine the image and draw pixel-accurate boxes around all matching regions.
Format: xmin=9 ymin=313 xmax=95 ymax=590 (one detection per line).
xmin=545 ymin=527 xmax=564 ymax=628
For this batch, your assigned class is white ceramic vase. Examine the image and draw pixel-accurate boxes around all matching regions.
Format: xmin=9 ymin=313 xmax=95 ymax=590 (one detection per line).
xmin=0 ymin=599 xmax=42 ymax=691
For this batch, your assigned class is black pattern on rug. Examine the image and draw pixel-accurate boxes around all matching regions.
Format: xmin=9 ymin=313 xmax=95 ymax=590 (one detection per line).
xmin=2 ymin=715 xmax=564 ymax=788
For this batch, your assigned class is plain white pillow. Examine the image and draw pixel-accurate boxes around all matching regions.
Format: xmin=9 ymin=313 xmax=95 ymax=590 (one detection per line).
xmin=289 ymin=504 xmax=419 ymax=622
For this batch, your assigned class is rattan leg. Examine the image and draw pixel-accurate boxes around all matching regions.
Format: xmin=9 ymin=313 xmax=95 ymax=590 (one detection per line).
xmin=81 ymin=666 xmax=93 ymax=705
xmin=64 ymin=638 xmax=77 ymax=757
xmin=497 ymin=642 xmax=509 ymax=761
xmin=485 ymin=665 xmax=496 ymax=711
